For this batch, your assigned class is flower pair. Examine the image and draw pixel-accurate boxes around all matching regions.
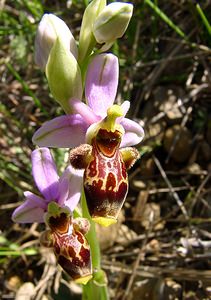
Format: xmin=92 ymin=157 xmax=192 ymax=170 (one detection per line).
xmin=12 ymin=0 xmax=145 ymax=284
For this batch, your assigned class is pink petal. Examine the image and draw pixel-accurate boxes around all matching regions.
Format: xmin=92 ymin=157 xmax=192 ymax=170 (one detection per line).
xmin=23 ymin=191 xmax=47 ymax=208
xmin=57 ymin=176 xmax=69 ymax=207
xmin=32 ymin=148 xmax=59 ymax=201
xmin=58 ymin=165 xmax=83 ymax=211
xmin=116 ymin=101 xmax=130 ymax=123
xmin=71 ymin=99 xmax=100 ymax=125
xmin=120 ymin=118 xmax=145 ymax=147
xmin=32 ymin=115 xmax=88 ymax=148
xmin=12 ymin=192 xmax=46 ymax=223
xmin=85 ymin=53 xmax=119 ymax=117
xmin=121 ymin=101 xmax=130 ymax=116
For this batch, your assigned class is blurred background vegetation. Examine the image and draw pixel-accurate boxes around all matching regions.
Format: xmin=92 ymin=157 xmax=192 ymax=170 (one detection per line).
xmin=1 ymin=0 xmax=211 ymax=299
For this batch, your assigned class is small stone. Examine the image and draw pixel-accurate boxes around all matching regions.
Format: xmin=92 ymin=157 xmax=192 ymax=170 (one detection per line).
xmin=141 ymin=203 xmax=163 ymax=230
xmin=163 ymin=125 xmax=193 ymax=163
xmin=145 ymin=239 xmax=160 ymax=253
xmin=130 ymin=278 xmax=165 ymax=300
xmin=6 ymin=275 xmax=22 ymax=291
xmin=158 ymin=87 xmax=184 ymax=123
xmin=116 ymin=224 xmax=137 ymax=245
xmin=16 ymin=282 xmax=35 ymax=300
xmin=200 ymin=141 xmax=211 ymax=161
xmin=147 ymin=121 xmax=166 ymax=141
xmin=163 ymin=279 xmax=182 ymax=299
xmin=206 ymin=118 xmax=211 ymax=146
xmin=185 ymin=163 xmax=201 ymax=174
xmin=139 ymin=158 xmax=156 ymax=177
xmin=205 ymin=286 xmax=211 ymax=298
xmin=132 ymin=180 xmax=146 ymax=190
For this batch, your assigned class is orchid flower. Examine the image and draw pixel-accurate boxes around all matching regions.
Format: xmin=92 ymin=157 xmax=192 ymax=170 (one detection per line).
xmin=12 ymin=147 xmax=83 ymax=223
xmin=32 ymin=53 xmax=144 ymax=149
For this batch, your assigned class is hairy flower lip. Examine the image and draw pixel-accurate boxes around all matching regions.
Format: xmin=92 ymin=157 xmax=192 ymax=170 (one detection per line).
xmin=40 ymin=203 xmax=92 ymax=283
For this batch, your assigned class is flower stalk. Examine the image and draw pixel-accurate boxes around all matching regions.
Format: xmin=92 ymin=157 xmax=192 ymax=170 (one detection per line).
xmin=81 ymin=190 xmax=109 ymax=300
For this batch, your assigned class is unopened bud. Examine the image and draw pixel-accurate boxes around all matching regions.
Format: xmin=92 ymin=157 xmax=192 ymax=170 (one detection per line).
xmin=78 ymin=0 xmax=106 ymax=63
xmin=35 ymin=14 xmax=77 ymax=70
xmin=93 ymin=2 xmax=133 ymax=50
xmin=46 ymin=37 xmax=82 ymax=113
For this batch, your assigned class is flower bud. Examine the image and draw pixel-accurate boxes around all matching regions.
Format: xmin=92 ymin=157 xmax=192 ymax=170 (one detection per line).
xmin=78 ymin=0 xmax=106 ymax=63
xmin=35 ymin=14 xmax=78 ymax=70
xmin=93 ymin=2 xmax=133 ymax=51
xmin=46 ymin=37 xmax=82 ymax=113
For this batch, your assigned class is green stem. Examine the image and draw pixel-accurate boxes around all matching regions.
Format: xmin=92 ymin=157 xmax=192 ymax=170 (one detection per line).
xmin=81 ymin=190 xmax=109 ymax=300
xmin=196 ymin=3 xmax=211 ymax=36
xmin=81 ymin=189 xmax=101 ymax=269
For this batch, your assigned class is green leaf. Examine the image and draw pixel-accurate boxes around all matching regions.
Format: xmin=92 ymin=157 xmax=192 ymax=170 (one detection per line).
xmin=144 ymin=0 xmax=187 ymax=39
xmin=196 ymin=3 xmax=211 ymax=36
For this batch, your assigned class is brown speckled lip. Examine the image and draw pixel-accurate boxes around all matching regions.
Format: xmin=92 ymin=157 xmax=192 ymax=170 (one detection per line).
xmin=44 ymin=210 xmax=92 ymax=282
xmin=48 ymin=212 xmax=70 ymax=234
xmin=84 ymin=128 xmax=128 ymax=221
xmin=85 ymin=180 xmax=128 ymax=219
xmin=54 ymin=229 xmax=92 ymax=280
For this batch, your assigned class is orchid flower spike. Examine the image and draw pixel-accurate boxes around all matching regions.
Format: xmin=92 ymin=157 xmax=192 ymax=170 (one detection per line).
xmin=12 ymin=148 xmax=83 ymax=223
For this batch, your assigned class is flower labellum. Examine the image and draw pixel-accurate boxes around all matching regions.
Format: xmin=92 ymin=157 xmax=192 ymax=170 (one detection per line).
xmin=35 ymin=13 xmax=78 ymax=70
xmin=40 ymin=202 xmax=92 ymax=284
xmin=69 ymin=105 xmax=140 ymax=226
xmin=93 ymin=2 xmax=133 ymax=51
